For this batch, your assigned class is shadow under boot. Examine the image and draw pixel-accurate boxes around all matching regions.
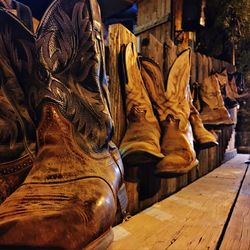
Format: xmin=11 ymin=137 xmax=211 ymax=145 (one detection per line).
xmin=140 ymin=49 xmax=198 ymax=177
xmin=119 ymin=42 xmax=164 ymax=167
xmin=0 ymin=1 xmax=126 ymax=249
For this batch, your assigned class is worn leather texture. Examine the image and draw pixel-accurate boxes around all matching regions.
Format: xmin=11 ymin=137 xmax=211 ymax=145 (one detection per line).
xmin=140 ymin=50 xmax=198 ymax=176
xmin=0 ymin=0 xmax=125 ymax=249
xmin=189 ymin=96 xmax=218 ymax=149
xmin=0 ymin=1 xmax=35 ymax=203
xmin=199 ymin=70 xmax=234 ymax=126
xmin=119 ymin=42 xmax=164 ymax=167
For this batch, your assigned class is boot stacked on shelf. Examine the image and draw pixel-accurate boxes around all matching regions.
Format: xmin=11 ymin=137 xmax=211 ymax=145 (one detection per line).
xmin=119 ymin=43 xmax=164 ymax=167
xmin=192 ymin=52 xmax=234 ymax=127
xmin=199 ymin=70 xmax=234 ymax=126
xmin=140 ymin=50 xmax=198 ymax=176
xmin=119 ymin=46 xmax=201 ymax=177
xmin=0 ymin=0 xmax=127 ymax=249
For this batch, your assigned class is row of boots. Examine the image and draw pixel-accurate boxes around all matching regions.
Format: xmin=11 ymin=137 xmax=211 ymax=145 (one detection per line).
xmin=191 ymin=52 xmax=248 ymax=127
xmin=119 ymin=43 xmax=218 ymax=176
xmin=0 ymin=0 xmax=128 ymax=249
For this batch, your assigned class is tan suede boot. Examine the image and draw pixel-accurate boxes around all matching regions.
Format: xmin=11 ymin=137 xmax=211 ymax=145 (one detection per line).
xmin=189 ymin=92 xmax=218 ymax=149
xmin=140 ymin=49 xmax=198 ymax=176
xmin=188 ymin=52 xmax=217 ymax=148
xmin=119 ymin=42 xmax=164 ymax=166
xmin=199 ymin=69 xmax=234 ymax=126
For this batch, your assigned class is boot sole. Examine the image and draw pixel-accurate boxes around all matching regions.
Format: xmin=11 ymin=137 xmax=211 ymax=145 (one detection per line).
xmin=194 ymin=141 xmax=218 ymax=150
xmin=202 ymin=119 xmax=234 ymax=127
xmin=155 ymin=159 xmax=199 ymax=178
xmin=0 ymin=228 xmax=114 ymax=250
xmin=122 ymin=151 xmax=164 ymax=167
xmin=84 ymin=228 xmax=114 ymax=250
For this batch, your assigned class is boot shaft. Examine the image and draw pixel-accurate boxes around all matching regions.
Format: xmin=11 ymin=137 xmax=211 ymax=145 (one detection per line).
xmin=200 ymin=71 xmax=227 ymax=110
xmin=0 ymin=0 xmax=113 ymax=152
xmin=140 ymin=49 xmax=191 ymax=131
xmin=0 ymin=2 xmax=35 ymax=162
xmin=120 ymin=43 xmax=156 ymax=124
xmin=140 ymin=57 xmax=169 ymax=122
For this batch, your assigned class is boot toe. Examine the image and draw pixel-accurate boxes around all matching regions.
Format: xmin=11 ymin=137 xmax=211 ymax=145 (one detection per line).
xmin=0 ymin=179 xmax=116 ymax=250
xmin=120 ymin=141 xmax=164 ymax=166
xmin=155 ymin=152 xmax=198 ymax=176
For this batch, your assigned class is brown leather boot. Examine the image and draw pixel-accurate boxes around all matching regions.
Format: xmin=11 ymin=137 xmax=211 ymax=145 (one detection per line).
xmin=216 ymin=69 xmax=238 ymax=109
xmin=199 ymin=69 xmax=234 ymax=126
xmin=0 ymin=69 xmax=35 ymax=204
xmin=188 ymin=52 xmax=217 ymax=148
xmin=0 ymin=1 xmax=126 ymax=249
xmin=0 ymin=0 xmax=35 ymax=204
xmin=119 ymin=42 xmax=164 ymax=167
xmin=189 ymin=93 xmax=218 ymax=149
xmin=140 ymin=49 xmax=198 ymax=176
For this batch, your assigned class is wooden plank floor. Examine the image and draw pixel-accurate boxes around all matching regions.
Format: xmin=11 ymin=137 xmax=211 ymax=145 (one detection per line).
xmin=220 ymin=157 xmax=250 ymax=250
xmin=110 ymin=154 xmax=249 ymax=250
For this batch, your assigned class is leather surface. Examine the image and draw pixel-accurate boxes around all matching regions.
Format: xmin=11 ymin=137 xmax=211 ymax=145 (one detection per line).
xmin=140 ymin=51 xmax=198 ymax=175
xmin=188 ymin=88 xmax=217 ymax=148
xmin=199 ymin=70 xmax=234 ymax=125
xmin=0 ymin=2 xmax=35 ymax=203
xmin=0 ymin=0 xmax=125 ymax=248
xmin=119 ymin=43 xmax=164 ymax=167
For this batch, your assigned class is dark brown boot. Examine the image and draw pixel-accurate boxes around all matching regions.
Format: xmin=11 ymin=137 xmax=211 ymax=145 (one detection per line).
xmin=0 ymin=97 xmax=34 ymax=204
xmin=140 ymin=49 xmax=198 ymax=176
xmin=119 ymin=42 xmax=164 ymax=166
xmin=0 ymin=0 xmax=35 ymax=204
xmin=0 ymin=1 xmax=126 ymax=249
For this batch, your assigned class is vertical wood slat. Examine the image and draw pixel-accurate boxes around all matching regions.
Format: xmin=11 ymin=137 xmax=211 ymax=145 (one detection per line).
xmin=141 ymin=33 xmax=164 ymax=70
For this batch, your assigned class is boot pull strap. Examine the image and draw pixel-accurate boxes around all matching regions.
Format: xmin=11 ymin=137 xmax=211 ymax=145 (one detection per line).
xmin=13 ymin=0 xmax=34 ymax=32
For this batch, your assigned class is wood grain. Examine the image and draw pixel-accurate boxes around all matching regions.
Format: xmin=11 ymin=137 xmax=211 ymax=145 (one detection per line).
xmin=220 ymin=165 xmax=250 ymax=250
xmin=109 ymin=155 xmax=249 ymax=250
xmin=110 ymin=155 xmax=249 ymax=250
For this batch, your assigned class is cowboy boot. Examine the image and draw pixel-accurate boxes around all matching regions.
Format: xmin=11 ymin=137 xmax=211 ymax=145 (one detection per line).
xmin=0 ymin=0 xmax=35 ymax=203
xmin=216 ymin=68 xmax=238 ymax=109
xmin=199 ymin=68 xmax=234 ymax=126
xmin=119 ymin=42 xmax=164 ymax=167
xmin=188 ymin=91 xmax=218 ymax=149
xmin=0 ymin=1 xmax=126 ymax=249
xmin=140 ymin=49 xmax=198 ymax=176
xmin=228 ymin=72 xmax=249 ymax=100
xmin=223 ymin=74 xmax=239 ymax=109
xmin=235 ymin=72 xmax=247 ymax=95
xmin=0 ymin=68 xmax=35 ymax=204
xmin=188 ymin=51 xmax=217 ymax=148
